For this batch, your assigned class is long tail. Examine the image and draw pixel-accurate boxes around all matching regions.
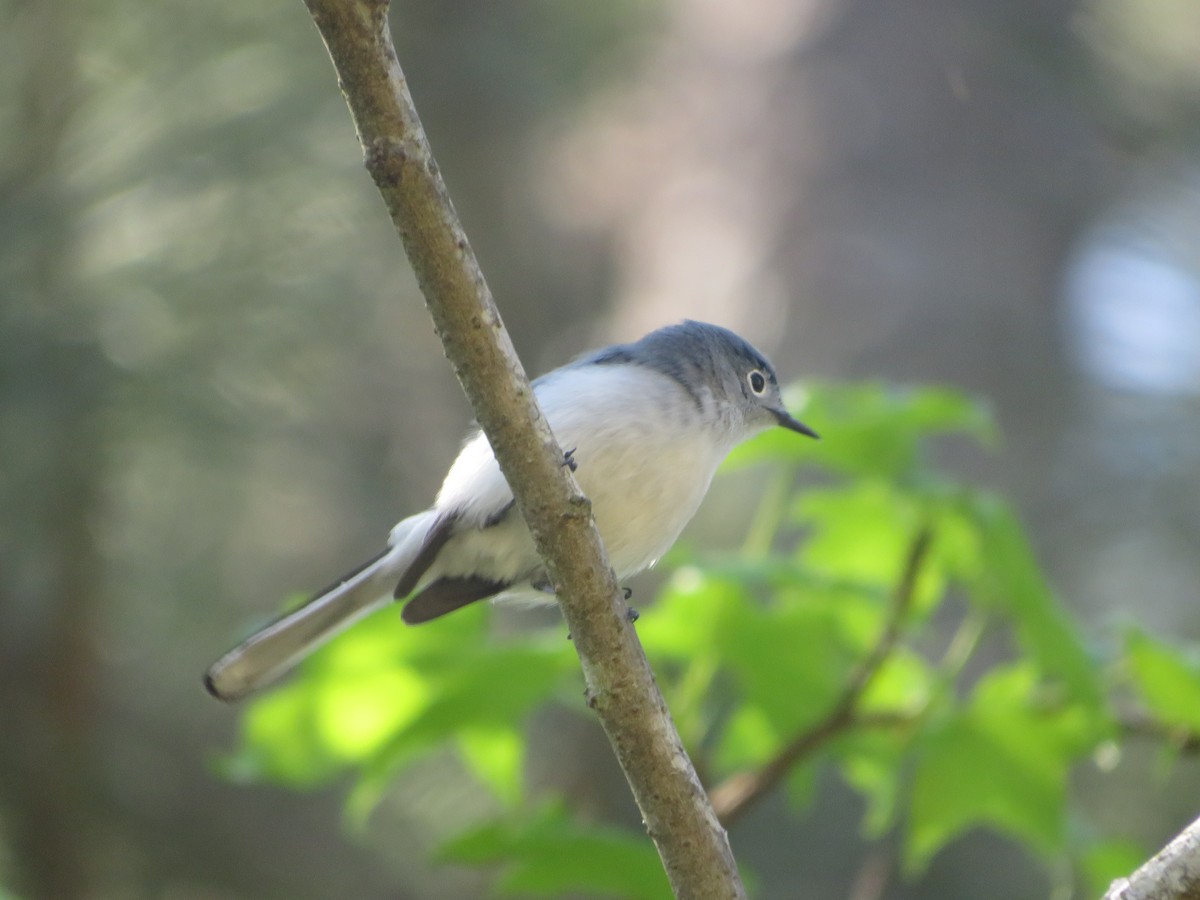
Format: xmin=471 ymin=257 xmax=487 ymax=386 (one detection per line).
xmin=204 ymin=512 xmax=438 ymax=702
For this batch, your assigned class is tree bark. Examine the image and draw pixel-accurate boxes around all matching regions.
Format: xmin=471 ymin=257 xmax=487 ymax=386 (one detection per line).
xmin=300 ymin=1 xmax=746 ymax=896
xmin=1104 ymin=815 xmax=1200 ymax=900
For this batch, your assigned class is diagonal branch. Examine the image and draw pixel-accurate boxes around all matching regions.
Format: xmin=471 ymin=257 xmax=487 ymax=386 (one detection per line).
xmin=299 ymin=1 xmax=745 ymax=896
xmin=711 ymin=527 xmax=933 ymax=826
xmin=1103 ymin=814 xmax=1200 ymax=900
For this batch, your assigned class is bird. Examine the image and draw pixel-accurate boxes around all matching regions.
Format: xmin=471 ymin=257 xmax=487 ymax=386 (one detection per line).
xmin=204 ymin=320 xmax=817 ymax=701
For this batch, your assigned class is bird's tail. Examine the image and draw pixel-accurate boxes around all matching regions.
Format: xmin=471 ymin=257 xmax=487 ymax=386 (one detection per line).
xmin=204 ymin=512 xmax=437 ymax=702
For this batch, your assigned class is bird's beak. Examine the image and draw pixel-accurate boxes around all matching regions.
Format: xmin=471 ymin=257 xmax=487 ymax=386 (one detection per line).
xmin=774 ymin=409 xmax=819 ymax=439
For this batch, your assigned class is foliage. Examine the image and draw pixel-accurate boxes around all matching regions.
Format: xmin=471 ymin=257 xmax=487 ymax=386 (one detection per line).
xmin=224 ymin=381 xmax=1194 ymax=897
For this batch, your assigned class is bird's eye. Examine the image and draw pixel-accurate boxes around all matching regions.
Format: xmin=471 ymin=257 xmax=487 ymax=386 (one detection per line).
xmin=748 ymin=370 xmax=767 ymax=395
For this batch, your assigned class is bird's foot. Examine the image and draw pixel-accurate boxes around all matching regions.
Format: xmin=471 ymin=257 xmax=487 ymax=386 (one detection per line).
xmin=620 ymin=587 xmax=638 ymax=622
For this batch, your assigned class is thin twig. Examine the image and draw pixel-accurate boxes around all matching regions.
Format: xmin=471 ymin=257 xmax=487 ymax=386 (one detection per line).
xmin=711 ymin=527 xmax=933 ymax=826
xmin=1118 ymin=712 xmax=1200 ymax=754
xmin=847 ymin=846 xmax=894 ymax=900
xmin=299 ymin=2 xmax=745 ymax=896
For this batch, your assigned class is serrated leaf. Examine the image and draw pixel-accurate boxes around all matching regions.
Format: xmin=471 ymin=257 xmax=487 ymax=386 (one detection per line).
xmin=906 ymin=664 xmax=1093 ymax=871
xmin=909 ymin=714 xmax=1060 ymax=871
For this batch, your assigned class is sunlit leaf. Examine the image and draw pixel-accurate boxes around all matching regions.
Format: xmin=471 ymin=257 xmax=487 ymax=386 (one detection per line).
xmin=797 ymin=482 xmax=921 ymax=583
xmin=222 ymin=681 xmax=343 ymax=786
xmin=223 ymin=600 xmax=574 ymax=805
xmin=360 ymin=639 xmax=577 ymax=790
xmin=224 ymin=606 xmax=450 ymax=785
xmin=860 ymin=649 xmax=932 ymax=714
xmin=218 ymin=376 xmax=1132 ymax=899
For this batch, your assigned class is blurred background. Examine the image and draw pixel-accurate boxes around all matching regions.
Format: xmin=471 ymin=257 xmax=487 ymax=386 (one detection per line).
xmin=3 ymin=0 xmax=1200 ymax=897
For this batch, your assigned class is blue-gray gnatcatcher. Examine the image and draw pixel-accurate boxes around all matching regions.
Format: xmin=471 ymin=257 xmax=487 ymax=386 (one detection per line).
xmin=204 ymin=321 xmax=816 ymax=701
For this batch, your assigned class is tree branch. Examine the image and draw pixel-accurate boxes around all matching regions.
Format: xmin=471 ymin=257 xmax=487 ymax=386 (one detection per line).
xmin=299 ymin=1 xmax=745 ymax=895
xmin=711 ymin=527 xmax=933 ymax=826
xmin=1103 ymin=814 xmax=1200 ymax=900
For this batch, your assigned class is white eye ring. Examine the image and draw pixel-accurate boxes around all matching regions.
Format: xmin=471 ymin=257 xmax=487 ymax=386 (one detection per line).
xmin=748 ymin=370 xmax=767 ymax=395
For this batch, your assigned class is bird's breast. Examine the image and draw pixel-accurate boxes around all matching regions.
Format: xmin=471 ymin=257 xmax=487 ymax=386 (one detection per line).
xmin=550 ymin=374 xmax=730 ymax=578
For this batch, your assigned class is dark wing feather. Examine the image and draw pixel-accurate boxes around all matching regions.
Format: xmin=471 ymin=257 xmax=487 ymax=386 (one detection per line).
xmin=401 ymin=577 xmax=507 ymax=624
xmin=393 ymin=513 xmax=458 ymax=600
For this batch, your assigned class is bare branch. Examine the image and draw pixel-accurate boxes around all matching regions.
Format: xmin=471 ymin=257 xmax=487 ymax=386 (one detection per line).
xmin=711 ymin=527 xmax=933 ymax=826
xmin=299 ymin=1 xmax=745 ymax=895
xmin=1103 ymin=814 xmax=1200 ymax=900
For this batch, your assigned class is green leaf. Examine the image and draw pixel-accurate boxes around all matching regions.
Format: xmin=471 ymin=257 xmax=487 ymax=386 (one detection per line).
xmin=380 ymin=642 xmax=575 ymax=753
xmin=795 ymin=480 xmax=973 ymax=619
xmin=438 ymin=802 xmax=672 ymax=900
xmin=909 ymin=714 xmax=1057 ymax=870
xmin=966 ymin=493 xmax=1106 ymax=717
xmin=350 ymin=638 xmax=576 ymax=813
xmin=796 ymin=482 xmax=936 ymax=598
xmin=710 ymin=580 xmax=887 ymax=797
xmin=638 ymin=567 xmax=747 ymax=661
xmin=718 ymin=584 xmax=874 ymax=741
xmin=838 ymin=728 xmax=913 ymax=837
xmin=907 ymin=663 xmax=1094 ymax=871
xmin=1079 ymin=837 xmax=1147 ymax=897
xmin=718 ymin=705 xmax=785 ymax=772
xmin=223 ymin=607 xmax=453 ymax=786
xmin=459 ymin=725 xmax=526 ymax=808
xmin=834 ymin=650 xmax=930 ymax=834
xmin=1125 ymin=629 xmax=1200 ymax=732
xmin=222 ymin=600 xmax=576 ymax=811
xmin=724 ymin=382 xmax=995 ymax=481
